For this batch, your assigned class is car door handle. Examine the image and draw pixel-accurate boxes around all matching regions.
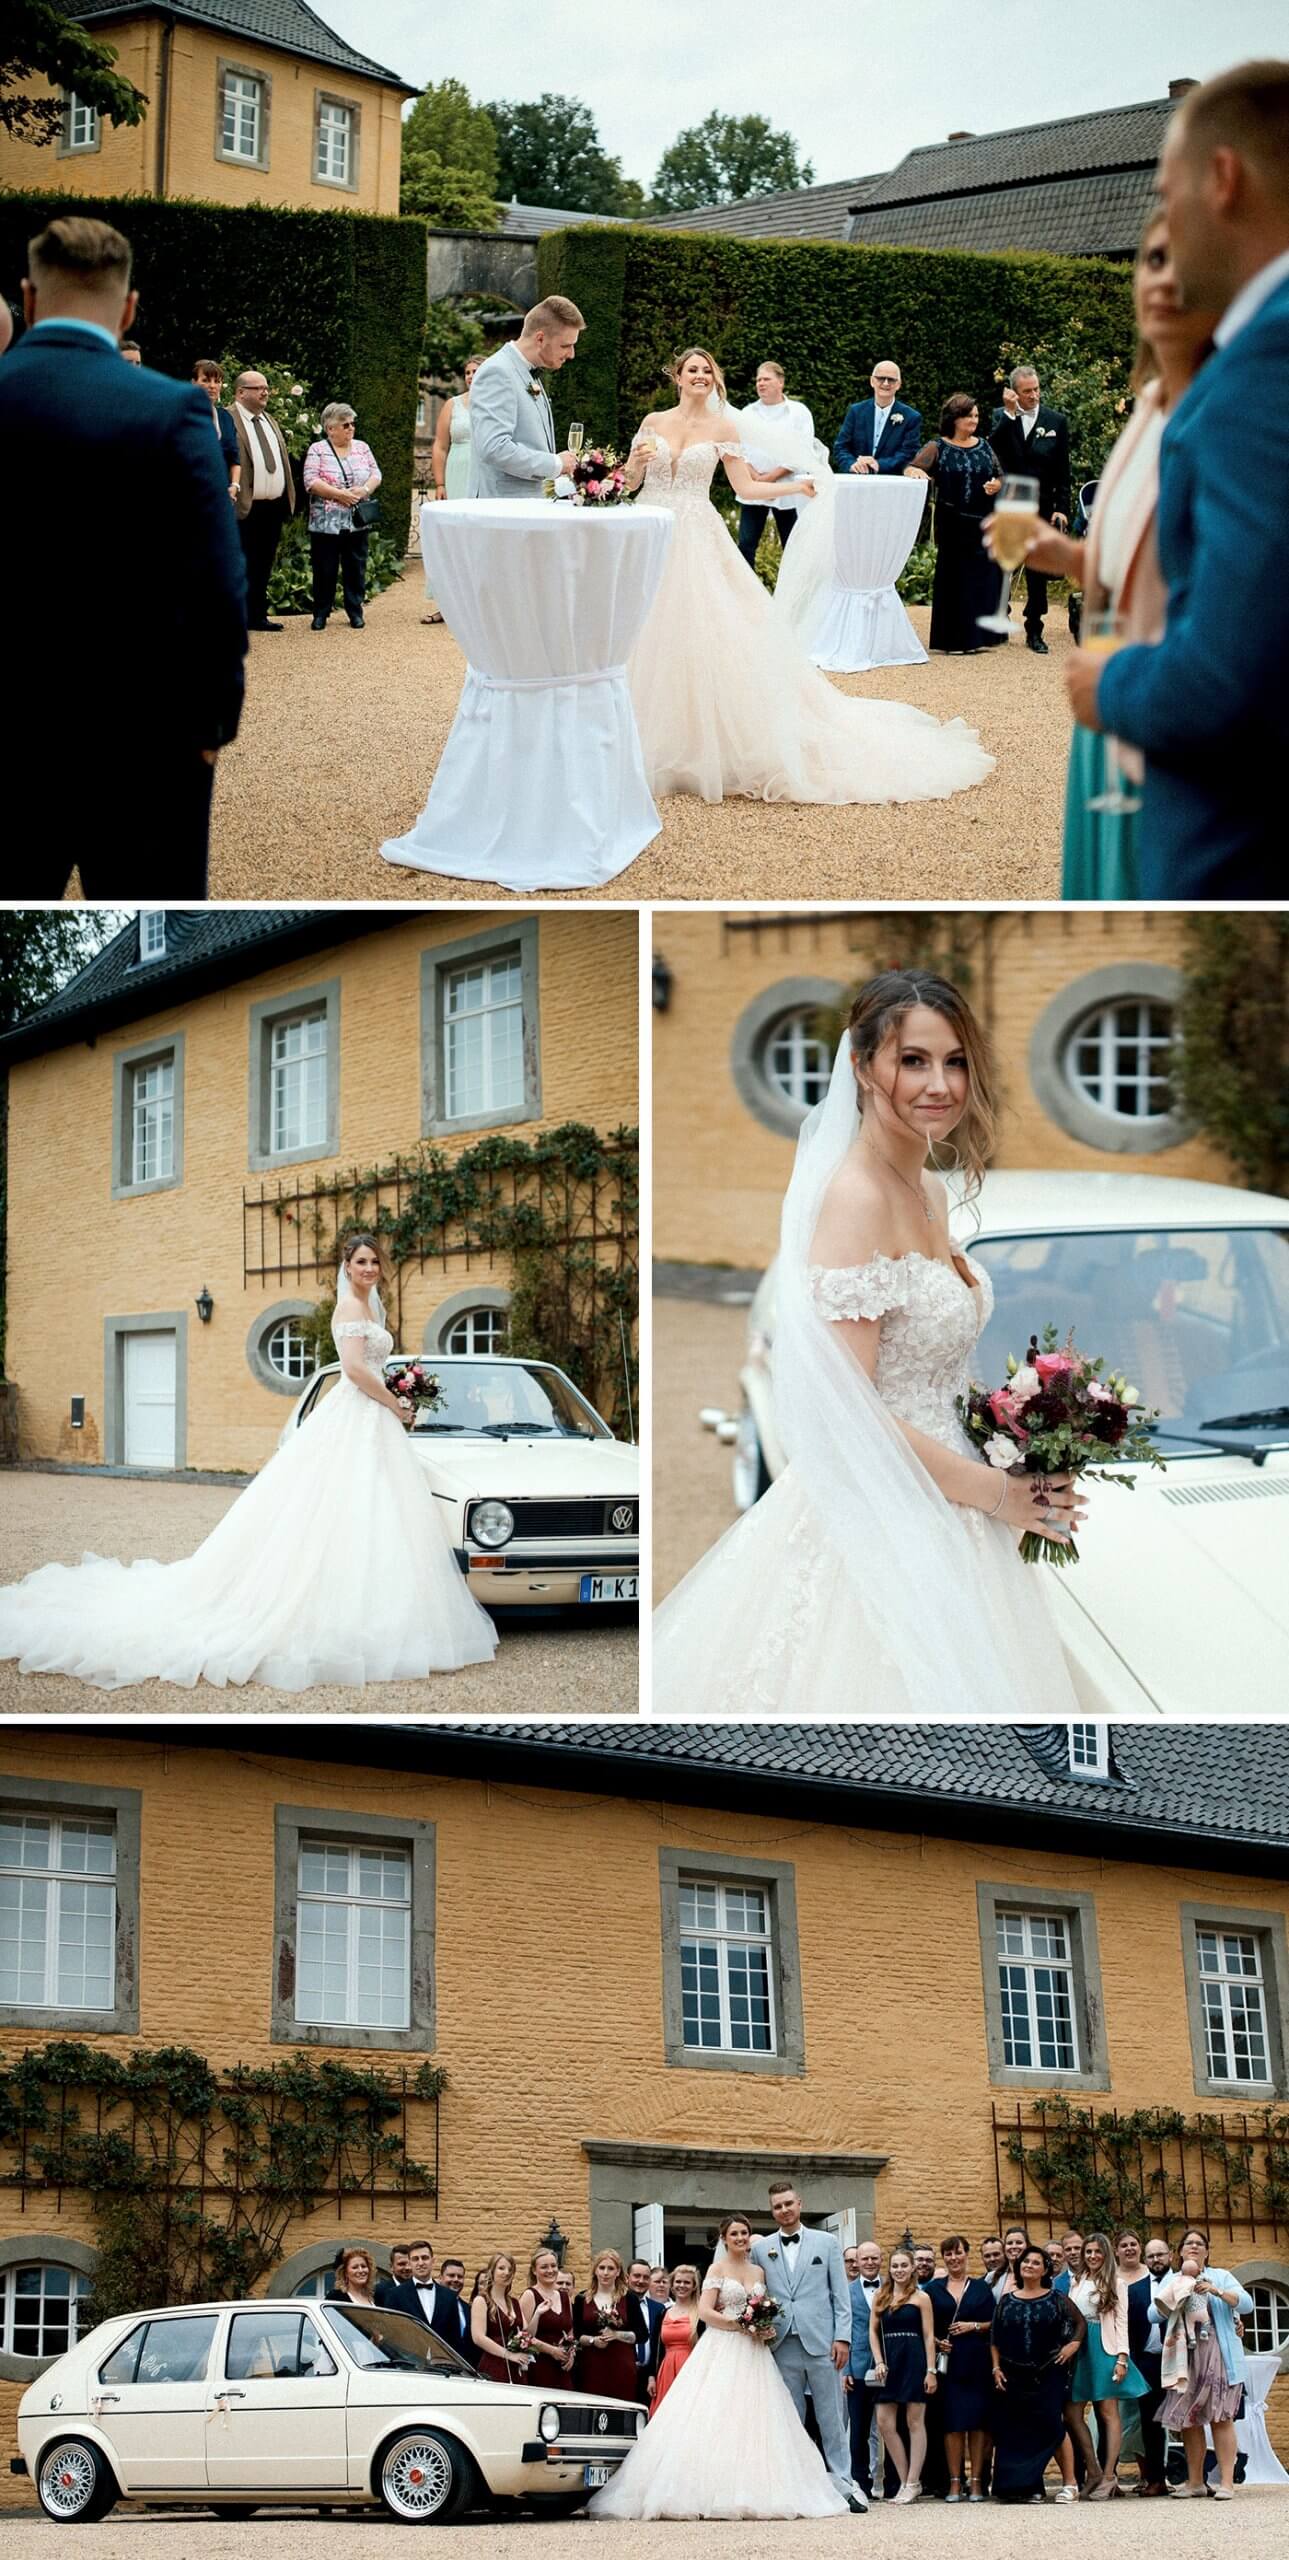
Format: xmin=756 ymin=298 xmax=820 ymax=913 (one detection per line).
xmin=218 ymin=2388 xmax=246 ymax=2401
xmin=95 ymin=2394 xmax=120 ymax=2407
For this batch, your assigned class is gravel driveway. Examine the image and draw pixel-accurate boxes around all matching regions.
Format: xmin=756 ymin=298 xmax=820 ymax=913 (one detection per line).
xmin=0 ymin=1476 xmax=636 ymax=1718
xmin=653 ymin=1296 xmax=750 ymax=1604
xmin=200 ymin=560 xmax=1071 ymax=905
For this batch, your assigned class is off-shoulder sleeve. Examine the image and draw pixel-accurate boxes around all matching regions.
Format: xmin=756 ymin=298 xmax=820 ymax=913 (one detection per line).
xmin=332 ymin=1321 xmax=369 ymax=1338
xmin=807 ymin=1257 xmax=911 ymax=1322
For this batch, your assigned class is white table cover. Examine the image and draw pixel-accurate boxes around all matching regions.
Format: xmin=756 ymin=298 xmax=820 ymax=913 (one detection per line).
xmin=1205 ymin=2351 xmax=1289 ymax=2485
xmin=382 ymin=500 xmax=673 ymax=890
xmin=809 ymin=475 xmax=928 ymax=674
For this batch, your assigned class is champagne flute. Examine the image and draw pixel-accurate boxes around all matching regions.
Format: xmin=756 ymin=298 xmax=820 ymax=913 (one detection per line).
xmin=978 ymin=474 xmax=1039 ymax=635
xmin=1082 ymin=611 xmax=1142 ymax=815
xmin=567 ymin=420 xmax=585 ymax=458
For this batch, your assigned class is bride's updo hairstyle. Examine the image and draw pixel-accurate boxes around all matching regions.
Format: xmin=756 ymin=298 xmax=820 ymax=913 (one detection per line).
xmin=666 ymin=345 xmax=728 ymax=404
xmin=848 ymin=969 xmax=997 ymax=1200
xmin=337 ymin=1229 xmax=390 ymax=1294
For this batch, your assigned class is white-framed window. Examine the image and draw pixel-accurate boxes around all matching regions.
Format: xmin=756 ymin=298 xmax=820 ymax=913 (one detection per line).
xmin=997 ymin=1908 xmax=1079 ymax=2073
xmin=416 ymin=395 xmax=427 ymax=429
xmin=271 ymin=1010 xmax=327 ymax=1157
xmin=678 ymin=1877 xmax=776 ymax=2055
xmin=139 ymin=911 xmax=166 ymax=961
xmin=295 ymin=1839 xmax=411 ymax=2030
xmin=1068 ymin=1723 xmax=1109 ymax=1778
xmin=763 ymin=1009 xmax=831 ymax=1110
xmin=264 ymin=1317 xmax=318 ymax=1384
xmin=221 ymin=69 xmax=264 ymax=163
xmin=65 ymin=92 xmax=100 ymax=152
xmin=1065 ymin=999 xmax=1175 ymax=1123
xmin=443 ymin=1306 xmax=508 ymax=1356
xmin=316 ymin=98 xmax=354 ymax=186
xmin=1197 ymin=1927 xmax=1272 ymax=2085
xmin=1247 ymin=2281 xmax=1289 ymax=2356
xmin=1 ymin=2263 xmax=87 ymax=2360
xmin=0 ymin=1814 xmax=116 ymax=2012
xmin=443 ymin=954 xmax=524 ymax=1122
xmin=129 ymin=1052 xmax=174 ymax=1186
xmin=291 ymin=2267 xmax=337 ymax=2300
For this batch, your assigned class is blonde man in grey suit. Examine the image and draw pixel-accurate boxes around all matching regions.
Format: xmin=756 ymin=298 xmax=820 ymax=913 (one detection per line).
xmin=467 ymin=295 xmax=584 ymax=499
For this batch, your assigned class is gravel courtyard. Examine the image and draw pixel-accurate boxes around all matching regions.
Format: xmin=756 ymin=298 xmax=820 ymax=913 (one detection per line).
xmin=206 ymin=556 xmax=1072 ymax=904
xmin=0 ymin=1475 xmax=636 ymax=1718
xmin=653 ymin=1292 xmax=750 ymax=1604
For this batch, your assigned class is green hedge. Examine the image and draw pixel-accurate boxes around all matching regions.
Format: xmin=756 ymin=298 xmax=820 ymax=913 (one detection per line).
xmin=538 ymin=223 xmax=1135 ymax=460
xmin=0 ymin=187 xmax=426 ymax=537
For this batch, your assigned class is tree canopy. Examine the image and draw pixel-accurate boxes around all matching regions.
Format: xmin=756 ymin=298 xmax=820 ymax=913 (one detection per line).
xmin=651 ymin=111 xmax=815 ymax=212
xmin=0 ymin=0 xmax=147 ymax=145
xmin=400 ymin=77 xmax=500 ymax=229
xmin=485 ymin=92 xmax=638 ymax=218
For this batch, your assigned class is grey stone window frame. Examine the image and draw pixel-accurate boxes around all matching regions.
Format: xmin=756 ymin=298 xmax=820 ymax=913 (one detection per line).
xmin=215 ymin=58 xmax=272 ymax=172
xmin=584 ymin=2141 xmax=888 ymax=2267
xmin=111 ymin=1031 xmax=185 ymax=1201
xmin=57 ymin=93 xmax=101 ymax=157
xmin=271 ymin=1802 xmax=436 ymax=2054
xmin=313 ymin=89 xmax=360 ymax=193
xmin=1230 ymin=2258 xmax=1289 ymax=2374
xmin=246 ymin=1298 xmax=321 ymax=1396
xmin=730 ymin=978 xmax=848 ymax=1141
xmin=976 ymin=1880 xmax=1111 ymax=2094
xmin=1028 ymin=963 xmax=1191 ymax=1156
xmin=0 ymin=1774 xmax=141 ymax=2037
xmin=101 ymin=1311 xmax=188 ymax=1469
xmin=1180 ymin=1900 xmax=1289 ymax=2102
xmin=421 ymin=920 xmax=542 ymax=1138
xmin=248 ymin=977 xmax=341 ymax=1174
xmin=659 ymin=1846 xmax=805 ymax=2077
xmin=422 ymin=1286 xmax=512 ymax=1353
xmin=0 ymin=2234 xmax=99 ymax=2383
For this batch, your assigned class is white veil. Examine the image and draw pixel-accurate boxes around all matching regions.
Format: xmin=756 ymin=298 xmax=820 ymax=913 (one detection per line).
xmin=736 ymin=405 xmax=837 ymax=654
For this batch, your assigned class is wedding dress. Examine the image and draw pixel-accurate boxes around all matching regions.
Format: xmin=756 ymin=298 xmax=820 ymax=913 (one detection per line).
xmin=0 ymin=1317 xmax=497 ymax=1689
xmin=588 ymin=2279 xmax=848 ymax=2521
xmin=627 ymin=427 xmax=991 ymax=805
xmin=653 ymin=1040 xmax=1084 ymax=1721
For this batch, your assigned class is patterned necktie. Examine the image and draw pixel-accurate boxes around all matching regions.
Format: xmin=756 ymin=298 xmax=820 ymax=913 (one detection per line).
xmin=250 ymin=412 xmax=277 ymax=484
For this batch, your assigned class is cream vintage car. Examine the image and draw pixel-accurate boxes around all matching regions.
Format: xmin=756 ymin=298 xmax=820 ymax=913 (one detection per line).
xmin=282 ymin=1352 xmax=638 ymax=1610
xmin=699 ymin=1171 xmax=1289 ymax=1714
xmin=15 ymin=2297 xmax=644 ymax=2525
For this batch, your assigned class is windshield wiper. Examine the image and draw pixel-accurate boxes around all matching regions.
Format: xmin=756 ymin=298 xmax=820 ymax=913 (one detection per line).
xmin=1200 ymin=1405 xmax=1289 ymax=1431
xmin=1153 ymin=1425 xmax=1269 ymax=1466
xmin=478 ymin=1420 xmax=556 ymax=1435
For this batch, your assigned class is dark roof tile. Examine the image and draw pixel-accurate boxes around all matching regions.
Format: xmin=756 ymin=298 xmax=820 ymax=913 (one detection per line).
xmin=847 ymin=169 xmax=1155 ymax=260
xmin=0 ymin=910 xmax=391 ymax=1062
xmin=860 ymin=97 xmax=1175 ymax=206
xmin=650 ymin=175 xmax=886 ymax=244
xmin=71 ymin=0 xmax=415 ymax=91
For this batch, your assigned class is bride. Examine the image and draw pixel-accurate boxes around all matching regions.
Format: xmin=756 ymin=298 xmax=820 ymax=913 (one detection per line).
xmin=588 ymin=2214 xmax=849 ymax=2521
xmin=622 ymin=347 xmax=992 ymax=806
xmin=0 ymin=1234 xmax=497 ymax=1690
xmin=653 ymin=971 xmax=1090 ymax=1721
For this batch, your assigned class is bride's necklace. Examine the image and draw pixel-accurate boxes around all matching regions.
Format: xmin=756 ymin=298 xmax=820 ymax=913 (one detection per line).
xmin=860 ymin=1136 xmax=934 ymax=1223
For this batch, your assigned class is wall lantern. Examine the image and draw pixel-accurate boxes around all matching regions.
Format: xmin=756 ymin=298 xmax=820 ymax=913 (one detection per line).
xmin=195 ymin=1287 xmax=214 ymax=1325
xmin=652 ymin=952 xmax=673 ymax=1013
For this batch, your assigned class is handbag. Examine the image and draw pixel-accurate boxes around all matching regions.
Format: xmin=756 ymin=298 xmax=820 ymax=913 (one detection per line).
xmin=326 ymin=436 xmax=381 ymax=530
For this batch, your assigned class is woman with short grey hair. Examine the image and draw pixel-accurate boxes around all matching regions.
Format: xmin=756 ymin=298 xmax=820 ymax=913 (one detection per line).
xmin=302 ymin=401 xmax=382 ymax=630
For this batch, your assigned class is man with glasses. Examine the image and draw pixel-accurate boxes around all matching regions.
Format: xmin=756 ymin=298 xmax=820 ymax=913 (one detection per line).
xmin=833 ymin=361 xmax=922 ymax=476
xmin=232 ymin=367 xmax=297 ymax=631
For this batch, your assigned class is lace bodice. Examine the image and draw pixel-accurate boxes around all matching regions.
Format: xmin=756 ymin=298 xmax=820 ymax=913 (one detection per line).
xmin=331 ymin=1316 xmax=393 ymax=1379
xmin=808 ymin=1250 xmax=992 ymax=1447
xmin=713 ymin=2278 xmax=766 ymax=2317
xmin=636 ymin=435 xmax=740 ymax=516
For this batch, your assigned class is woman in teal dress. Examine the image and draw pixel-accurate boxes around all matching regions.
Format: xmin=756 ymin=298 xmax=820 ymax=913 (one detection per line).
xmin=1066 ymin=2231 xmax=1148 ymax=2498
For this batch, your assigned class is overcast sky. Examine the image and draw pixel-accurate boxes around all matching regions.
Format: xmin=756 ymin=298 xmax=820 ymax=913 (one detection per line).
xmin=327 ymin=0 xmax=1289 ymax=192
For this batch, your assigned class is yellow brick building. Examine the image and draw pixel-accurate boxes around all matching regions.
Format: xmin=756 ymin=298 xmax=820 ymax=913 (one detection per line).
xmin=2 ymin=1719 xmax=1288 ymax=2495
xmin=653 ymin=910 xmax=1240 ymax=1268
xmin=2 ymin=907 xmax=638 ymax=1473
xmin=0 ymin=2 xmax=414 ymax=214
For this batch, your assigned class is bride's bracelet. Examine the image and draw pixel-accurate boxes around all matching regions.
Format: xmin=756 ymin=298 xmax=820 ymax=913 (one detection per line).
xmin=987 ymin=1475 xmax=1009 ymax=1517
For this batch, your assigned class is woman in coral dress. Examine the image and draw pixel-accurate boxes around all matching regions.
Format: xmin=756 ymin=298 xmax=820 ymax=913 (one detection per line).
xmin=651 ymin=2266 xmax=703 ymax=2413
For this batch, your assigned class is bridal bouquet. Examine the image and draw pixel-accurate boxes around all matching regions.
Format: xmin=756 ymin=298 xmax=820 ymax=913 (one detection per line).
xmin=387 ymin=1360 xmax=442 ymax=1414
xmin=956 ymin=1325 xmax=1164 ymax=1567
xmin=739 ymin=2293 xmax=780 ymax=2343
xmin=569 ymin=447 xmax=629 ymax=505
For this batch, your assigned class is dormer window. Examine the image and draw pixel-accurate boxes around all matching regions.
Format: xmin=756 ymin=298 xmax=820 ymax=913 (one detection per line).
xmin=140 ymin=912 xmax=166 ymax=962
xmin=1068 ymin=1722 xmax=1110 ymax=1779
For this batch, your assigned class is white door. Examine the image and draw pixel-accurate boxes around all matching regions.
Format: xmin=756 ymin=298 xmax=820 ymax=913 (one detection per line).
xmin=205 ymin=2308 xmax=348 ymax=2490
xmin=91 ymin=2311 xmax=220 ymax=2490
xmin=123 ymin=1330 xmax=176 ymax=1468
xmin=633 ymin=2204 xmax=664 ymax=2265
xmin=824 ymin=2209 xmax=857 ymax=2248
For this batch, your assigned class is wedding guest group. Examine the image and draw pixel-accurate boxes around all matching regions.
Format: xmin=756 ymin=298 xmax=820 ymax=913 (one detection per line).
xmin=302 ymin=403 xmax=383 ymax=631
xmin=232 ymin=366 xmax=297 ymax=632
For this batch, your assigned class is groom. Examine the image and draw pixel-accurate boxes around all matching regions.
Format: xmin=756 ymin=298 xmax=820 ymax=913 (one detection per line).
xmin=751 ymin=2180 xmax=866 ymax=2513
xmin=467 ymin=294 xmax=584 ymax=499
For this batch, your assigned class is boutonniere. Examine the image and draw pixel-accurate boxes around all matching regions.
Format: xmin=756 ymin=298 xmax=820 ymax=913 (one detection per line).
xmin=526 ymin=381 xmax=544 ymax=402
xmin=891 ymin=411 xmax=904 ymax=422
xmin=767 ymin=2248 xmax=779 ymax=2260
xmin=1037 ymin=426 xmax=1054 ymax=437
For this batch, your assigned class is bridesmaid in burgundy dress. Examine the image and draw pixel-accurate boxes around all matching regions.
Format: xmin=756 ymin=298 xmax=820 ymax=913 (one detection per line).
xmin=651 ymin=2264 xmax=702 ymax=2413
xmin=470 ymin=2253 xmax=534 ymax=2384
xmin=521 ymin=2247 xmax=576 ymax=2390
xmin=574 ymin=2249 xmax=647 ymax=2400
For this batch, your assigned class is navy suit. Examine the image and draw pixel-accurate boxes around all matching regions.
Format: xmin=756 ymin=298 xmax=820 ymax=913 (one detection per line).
xmin=213 ymin=402 xmax=241 ymax=487
xmin=1097 ymin=273 xmax=1289 ymax=899
xmin=989 ymin=404 xmax=1071 ymax=639
xmin=833 ymin=399 xmax=922 ymax=476
xmin=0 ymin=319 xmax=246 ymax=899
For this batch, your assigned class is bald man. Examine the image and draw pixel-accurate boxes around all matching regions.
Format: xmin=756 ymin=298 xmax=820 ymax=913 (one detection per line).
xmin=833 ymin=362 xmax=922 ymax=475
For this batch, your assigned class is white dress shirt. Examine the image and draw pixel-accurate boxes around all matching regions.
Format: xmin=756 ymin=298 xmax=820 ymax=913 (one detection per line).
xmin=1019 ymin=406 xmax=1038 ymax=439
xmin=1214 ymin=244 xmax=1289 ymax=347
xmin=235 ymin=401 xmax=286 ymax=502
xmin=871 ymin=400 xmax=895 ymax=450
xmin=739 ymin=396 xmax=815 ymax=513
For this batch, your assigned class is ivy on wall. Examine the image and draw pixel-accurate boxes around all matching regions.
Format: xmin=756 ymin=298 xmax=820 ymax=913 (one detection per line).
xmin=999 ymin=2094 xmax=1289 ymax=2241
xmin=1173 ymin=916 xmax=1289 ymax=1196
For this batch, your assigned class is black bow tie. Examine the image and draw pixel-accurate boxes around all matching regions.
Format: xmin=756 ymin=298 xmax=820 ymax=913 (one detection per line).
xmin=529 ymin=367 xmax=544 ymax=381
xmin=782 ymin=2231 xmax=801 ymax=2243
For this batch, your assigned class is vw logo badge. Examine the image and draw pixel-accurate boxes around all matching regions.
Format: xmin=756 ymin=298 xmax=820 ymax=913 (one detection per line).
xmin=596 ymin=2411 xmax=609 ymax=2433
xmin=611 ymin=1504 xmax=634 ymax=1532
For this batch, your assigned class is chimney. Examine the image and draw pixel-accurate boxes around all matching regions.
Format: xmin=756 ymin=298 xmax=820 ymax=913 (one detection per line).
xmin=1169 ymin=78 xmax=1198 ymax=100
xmin=947 ymin=130 xmax=976 ymax=141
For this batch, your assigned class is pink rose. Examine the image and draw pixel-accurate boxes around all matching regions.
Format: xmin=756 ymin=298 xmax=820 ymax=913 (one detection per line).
xmin=989 ymin=1388 xmax=1021 ymax=1429
xmin=1034 ymin=1353 xmax=1074 ymax=1381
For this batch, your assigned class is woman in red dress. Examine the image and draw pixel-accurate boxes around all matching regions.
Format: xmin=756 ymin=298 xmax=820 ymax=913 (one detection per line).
xmin=573 ymin=2248 xmax=646 ymax=2400
xmin=521 ymin=2247 xmax=576 ymax=2390
xmin=651 ymin=2264 xmax=702 ymax=2413
xmin=470 ymin=2252 xmax=534 ymax=2384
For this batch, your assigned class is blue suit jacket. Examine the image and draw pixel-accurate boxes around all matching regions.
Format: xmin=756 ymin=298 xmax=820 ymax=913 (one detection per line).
xmin=1097 ymin=274 xmax=1289 ymax=897
xmin=833 ymin=398 xmax=922 ymax=476
xmin=0 ymin=322 xmax=246 ymax=754
xmin=847 ymin=2275 xmax=879 ymax=2379
xmin=215 ymin=402 xmax=241 ymax=484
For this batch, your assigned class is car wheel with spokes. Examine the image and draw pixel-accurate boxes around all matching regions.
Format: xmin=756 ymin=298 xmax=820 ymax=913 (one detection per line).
xmin=377 ymin=2428 xmax=474 ymax=2524
xmin=36 ymin=2438 xmax=116 ymax=2523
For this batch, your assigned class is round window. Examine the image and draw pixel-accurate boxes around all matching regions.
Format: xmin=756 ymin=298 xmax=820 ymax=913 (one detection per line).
xmin=444 ymin=1307 xmax=508 ymax=1356
xmin=1065 ymin=999 xmax=1175 ymax=1122
xmin=265 ymin=1318 xmax=318 ymax=1383
xmin=762 ymin=1009 xmax=832 ymax=1110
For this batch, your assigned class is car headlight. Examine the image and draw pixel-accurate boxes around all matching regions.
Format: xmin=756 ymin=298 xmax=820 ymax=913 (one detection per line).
xmin=635 ymin=2408 xmax=647 ymax=2436
xmin=539 ymin=2403 xmax=561 ymax=2443
xmin=469 ymin=1500 xmax=514 ymax=1549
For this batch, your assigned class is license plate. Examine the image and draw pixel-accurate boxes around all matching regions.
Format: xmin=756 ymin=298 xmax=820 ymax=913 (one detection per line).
xmin=583 ymin=2463 xmax=611 ymax=2488
xmin=580 ymin=1574 xmax=638 ymax=1603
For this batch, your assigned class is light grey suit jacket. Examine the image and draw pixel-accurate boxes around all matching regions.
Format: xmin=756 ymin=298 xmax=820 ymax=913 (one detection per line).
xmin=467 ymin=342 xmax=556 ymax=498
xmin=750 ymin=2228 xmax=852 ymax=2359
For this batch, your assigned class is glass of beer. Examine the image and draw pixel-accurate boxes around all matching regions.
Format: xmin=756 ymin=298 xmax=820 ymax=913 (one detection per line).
xmin=978 ymin=474 xmax=1039 ymax=634
xmin=1082 ymin=611 xmax=1142 ymax=815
